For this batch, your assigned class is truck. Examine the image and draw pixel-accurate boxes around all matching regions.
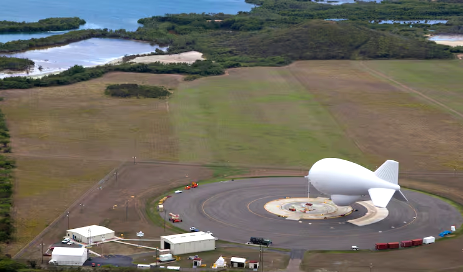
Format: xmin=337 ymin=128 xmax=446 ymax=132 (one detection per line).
xmin=248 ymin=237 xmax=272 ymax=247
xmin=169 ymin=213 xmax=182 ymax=223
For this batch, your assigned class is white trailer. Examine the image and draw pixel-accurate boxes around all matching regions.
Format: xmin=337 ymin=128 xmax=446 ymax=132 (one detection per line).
xmin=50 ymin=247 xmax=87 ymax=266
xmin=423 ymin=236 xmax=435 ymax=244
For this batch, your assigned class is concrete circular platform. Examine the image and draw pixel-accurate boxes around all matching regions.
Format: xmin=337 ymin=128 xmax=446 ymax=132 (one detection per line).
xmin=264 ymin=197 xmax=353 ymax=219
xmin=163 ymin=177 xmax=463 ymax=250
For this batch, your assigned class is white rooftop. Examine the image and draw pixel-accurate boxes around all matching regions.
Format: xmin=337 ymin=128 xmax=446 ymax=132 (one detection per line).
xmin=230 ymin=257 xmax=246 ymax=263
xmin=67 ymin=225 xmax=114 ymax=237
xmin=162 ymin=232 xmax=215 ymax=244
xmin=52 ymin=247 xmax=87 ymax=256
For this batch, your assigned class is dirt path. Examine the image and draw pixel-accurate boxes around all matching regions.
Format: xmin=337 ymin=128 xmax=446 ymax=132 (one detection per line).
xmin=360 ymin=61 xmax=463 ymax=120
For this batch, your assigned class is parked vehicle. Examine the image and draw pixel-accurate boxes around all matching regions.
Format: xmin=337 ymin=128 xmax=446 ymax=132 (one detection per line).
xmin=423 ymin=236 xmax=435 ymax=244
xmin=169 ymin=213 xmax=182 ymax=223
xmin=190 ymin=227 xmax=199 ymax=232
xmin=61 ymin=238 xmax=70 ymax=244
xmin=351 ymin=246 xmax=359 ymax=250
xmin=67 ymin=241 xmax=74 ymax=245
xmin=249 ymin=237 xmax=272 ymax=246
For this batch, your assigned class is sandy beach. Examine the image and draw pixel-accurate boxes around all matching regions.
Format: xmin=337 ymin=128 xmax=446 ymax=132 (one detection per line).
xmin=109 ymin=51 xmax=205 ymax=65
xmin=433 ymin=40 xmax=463 ymax=47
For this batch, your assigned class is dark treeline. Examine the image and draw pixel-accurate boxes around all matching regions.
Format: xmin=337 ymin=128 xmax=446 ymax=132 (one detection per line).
xmin=245 ymin=0 xmax=463 ymax=20
xmin=0 ymin=56 xmax=34 ymax=72
xmin=0 ymin=60 xmax=224 ymax=90
xmin=105 ymin=84 xmax=171 ymax=98
xmin=0 ymin=17 xmax=86 ymax=33
xmin=0 ymin=109 xmax=14 ymax=243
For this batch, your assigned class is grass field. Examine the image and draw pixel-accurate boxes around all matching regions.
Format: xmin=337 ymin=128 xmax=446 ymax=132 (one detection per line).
xmin=0 ymin=72 xmax=183 ymax=254
xmin=172 ymin=67 xmax=367 ymax=168
xmin=3 ymin=60 xmax=463 ymax=258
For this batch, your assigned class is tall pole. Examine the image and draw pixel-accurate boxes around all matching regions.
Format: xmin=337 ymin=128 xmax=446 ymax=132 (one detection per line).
xmin=67 ymin=212 xmax=69 ymax=229
xmin=41 ymin=241 xmax=43 ymax=264
xmin=261 ymin=245 xmax=264 ymax=272
xmin=164 ymin=210 xmax=167 ymax=233
xmin=126 ymin=200 xmax=128 ymax=221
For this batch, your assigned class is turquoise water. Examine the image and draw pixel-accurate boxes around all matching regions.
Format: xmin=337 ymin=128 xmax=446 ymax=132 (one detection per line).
xmin=0 ymin=0 xmax=252 ymax=43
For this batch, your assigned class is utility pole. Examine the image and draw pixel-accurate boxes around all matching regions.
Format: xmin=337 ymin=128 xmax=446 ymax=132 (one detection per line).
xmin=370 ymin=263 xmax=373 ymax=272
xmin=126 ymin=200 xmax=128 ymax=221
xmin=66 ymin=212 xmax=70 ymax=229
xmin=132 ymin=156 xmax=136 ymax=164
xmin=41 ymin=241 xmax=44 ymax=264
xmin=114 ymin=171 xmax=118 ymax=182
xmin=164 ymin=210 xmax=167 ymax=233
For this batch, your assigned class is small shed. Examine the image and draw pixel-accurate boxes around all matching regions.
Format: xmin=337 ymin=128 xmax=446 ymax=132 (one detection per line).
xmin=66 ymin=225 xmax=115 ymax=244
xmin=51 ymin=247 xmax=88 ymax=266
xmin=192 ymin=258 xmax=202 ymax=268
xmin=230 ymin=257 xmax=246 ymax=268
xmin=249 ymin=260 xmax=259 ymax=269
xmin=160 ymin=231 xmax=215 ymax=255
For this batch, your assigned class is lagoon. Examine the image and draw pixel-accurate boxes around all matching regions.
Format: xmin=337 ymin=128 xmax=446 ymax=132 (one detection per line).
xmin=1 ymin=38 xmax=164 ymax=78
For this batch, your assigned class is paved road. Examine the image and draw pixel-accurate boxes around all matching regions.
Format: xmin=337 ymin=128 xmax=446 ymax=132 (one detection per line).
xmin=164 ymin=177 xmax=463 ymax=250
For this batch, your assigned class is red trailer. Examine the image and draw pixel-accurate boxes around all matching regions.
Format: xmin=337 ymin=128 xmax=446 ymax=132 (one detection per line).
xmin=387 ymin=242 xmax=400 ymax=249
xmin=401 ymin=240 xmax=413 ymax=247
xmin=375 ymin=243 xmax=388 ymax=250
xmin=412 ymin=239 xmax=423 ymax=246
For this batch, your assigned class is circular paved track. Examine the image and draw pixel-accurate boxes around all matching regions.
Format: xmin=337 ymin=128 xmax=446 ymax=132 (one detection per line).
xmin=164 ymin=177 xmax=463 ymax=250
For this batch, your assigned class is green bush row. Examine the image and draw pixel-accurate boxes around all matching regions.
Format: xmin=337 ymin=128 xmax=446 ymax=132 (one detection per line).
xmin=0 ymin=109 xmax=14 ymax=243
xmin=105 ymin=84 xmax=171 ymax=98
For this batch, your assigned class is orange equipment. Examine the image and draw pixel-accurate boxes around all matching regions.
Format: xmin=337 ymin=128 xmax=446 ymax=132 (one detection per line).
xmin=185 ymin=185 xmax=191 ymax=190
xmin=191 ymin=182 xmax=198 ymax=188
xmin=169 ymin=213 xmax=183 ymax=223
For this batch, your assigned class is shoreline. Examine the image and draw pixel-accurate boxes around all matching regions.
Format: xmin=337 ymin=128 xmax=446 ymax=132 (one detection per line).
xmin=1 ymin=51 xmax=205 ymax=79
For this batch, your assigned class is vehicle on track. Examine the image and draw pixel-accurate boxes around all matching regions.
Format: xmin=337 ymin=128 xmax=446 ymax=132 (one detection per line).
xmin=247 ymin=237 xmax=272 ymax=247
xmin=175 ymin=190 xmax=183 ymax=194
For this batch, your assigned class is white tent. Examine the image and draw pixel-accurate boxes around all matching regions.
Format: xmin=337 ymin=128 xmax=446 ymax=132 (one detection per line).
xmin=51 ymin=247 xmax=87 ymax=266
xmin=215 ymin=256 xmax=225 ymax=268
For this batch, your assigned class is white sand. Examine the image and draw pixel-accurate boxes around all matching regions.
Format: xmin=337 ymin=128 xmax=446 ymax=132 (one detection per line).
xmin=433 ymin=40 xmax=463 ymax=47
xmin=129 ymin=51 xmax=204 ymax=64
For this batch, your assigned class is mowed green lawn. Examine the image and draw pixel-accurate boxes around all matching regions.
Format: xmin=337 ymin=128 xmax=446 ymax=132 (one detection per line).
xmin=171 ymin=67 xmax=366 ymax=168
xmin=363 ymin=60 xmax=463 ymax=114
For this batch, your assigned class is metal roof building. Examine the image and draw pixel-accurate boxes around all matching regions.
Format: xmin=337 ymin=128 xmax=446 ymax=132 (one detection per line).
xmin=66 ymin=225 xmax=115 ymax=244
xmin=161 ymin=232 xmax=215 ymax=255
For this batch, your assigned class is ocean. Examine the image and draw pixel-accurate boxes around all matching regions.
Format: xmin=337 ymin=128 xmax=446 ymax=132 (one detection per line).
xmin=0 ymin=0 xmax=252 ymax=43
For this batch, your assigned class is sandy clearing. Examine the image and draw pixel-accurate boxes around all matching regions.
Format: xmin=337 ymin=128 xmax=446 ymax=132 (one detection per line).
xmin=433 ymin=40 xmax=463 ymax=47
xmin=109 ymin=51 xmax=205 ymax=65
xmin=130 ymin=51 xmax=204 ymax=64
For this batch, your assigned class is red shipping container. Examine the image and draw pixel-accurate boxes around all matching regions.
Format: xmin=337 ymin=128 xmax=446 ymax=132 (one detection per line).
xmin=375 ymin=243 xmax=388 ymax=250
xmin=387 ymin=242 xmax=400 ymax=249
xmin=412 ymin=239 xmax=423 ymax=246
xmin=401 ymin=240 xmax=412 ymax=247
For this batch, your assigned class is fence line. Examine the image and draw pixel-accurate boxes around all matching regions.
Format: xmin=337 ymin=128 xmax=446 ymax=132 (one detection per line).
xmin=13 ymin=160 xmax=128 ymax=260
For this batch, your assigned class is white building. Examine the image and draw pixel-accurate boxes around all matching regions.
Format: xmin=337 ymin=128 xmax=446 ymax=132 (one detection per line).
xmin=66 ymin=225 xmax=115 ymax=244
xmin=160 ymin=232 xmax=215 ymax=255
xmin=51 ymin=247 xmax=88 ymax=266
